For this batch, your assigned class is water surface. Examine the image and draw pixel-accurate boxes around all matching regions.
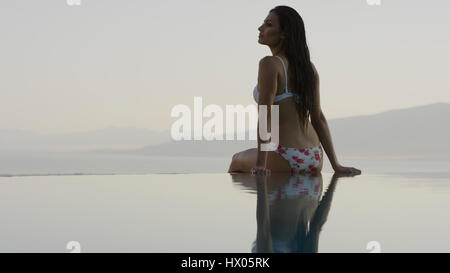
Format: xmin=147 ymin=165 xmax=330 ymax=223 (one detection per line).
xmin=0 ymin=171 xmax=448 ymax=252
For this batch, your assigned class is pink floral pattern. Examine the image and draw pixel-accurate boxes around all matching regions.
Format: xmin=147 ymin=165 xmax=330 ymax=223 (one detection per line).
xmin=275 ymin=144 xmax=323 ymax=174
xmin=277 ymin=145 xmax=286 ymax=154
xmin=269 ymin=173 xmax=322 ymax=202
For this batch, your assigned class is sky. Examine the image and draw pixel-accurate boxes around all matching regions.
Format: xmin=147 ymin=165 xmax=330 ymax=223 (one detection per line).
xmin=0 ymin=0 xmax=449 ymax=134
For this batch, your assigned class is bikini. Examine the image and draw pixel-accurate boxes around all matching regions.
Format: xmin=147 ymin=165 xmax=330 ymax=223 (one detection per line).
xmin=253 ymin=55 xmax=323 ymax=174
xmin=268 ymin=173 xmax=322 ymax=203
xmin=251 ymin=173 xmax=323 ymax=253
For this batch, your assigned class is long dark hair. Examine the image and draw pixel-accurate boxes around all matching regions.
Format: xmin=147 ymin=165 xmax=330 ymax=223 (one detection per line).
xmin=270 ymin=6 xmax=316 ymax=131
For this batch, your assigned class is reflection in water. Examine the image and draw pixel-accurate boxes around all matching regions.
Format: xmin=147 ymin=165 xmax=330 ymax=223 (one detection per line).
xmin=231 ymin=173 xmax=339 ymax=253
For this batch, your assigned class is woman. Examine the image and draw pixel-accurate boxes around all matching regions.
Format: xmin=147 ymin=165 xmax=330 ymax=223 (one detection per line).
xmin=252 ymin=173 xmax=338 ymax=253
xmin=228 ymin=6 xmax=361 ymax=176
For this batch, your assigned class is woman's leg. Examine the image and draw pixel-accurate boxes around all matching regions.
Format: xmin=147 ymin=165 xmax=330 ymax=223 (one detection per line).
xmin=228 ymin=148 xmax=292 ymax=173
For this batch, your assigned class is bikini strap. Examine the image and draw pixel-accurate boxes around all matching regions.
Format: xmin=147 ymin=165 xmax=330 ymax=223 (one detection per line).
xmin=275 ymin=55 xmax=288 ymax=92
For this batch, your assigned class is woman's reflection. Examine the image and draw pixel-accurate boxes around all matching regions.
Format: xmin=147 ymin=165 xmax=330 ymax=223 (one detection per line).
xmin=231 ymin=173 xmax=344 ymax=253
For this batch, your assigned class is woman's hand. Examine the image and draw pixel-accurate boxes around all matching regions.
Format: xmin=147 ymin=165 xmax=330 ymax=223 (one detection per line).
xmin=251 ymin=166 xmax=271 ymax=176
xmin=333 ymin=164 xmax=361 ymax=175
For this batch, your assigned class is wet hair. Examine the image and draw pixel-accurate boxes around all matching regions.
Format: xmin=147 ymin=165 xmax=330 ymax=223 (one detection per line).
xmin=270 ymin=6 xmax=317 ymax=131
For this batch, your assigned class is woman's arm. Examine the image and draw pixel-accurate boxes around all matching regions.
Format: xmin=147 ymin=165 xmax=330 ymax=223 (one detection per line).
xmin=310 ymin=63 xmax=361 ymax=175
xmin=309 ymin=63 xmax=340 ymax=169
xmin=312 ymin=111 xmax=341 ymax=170
xmin=253 ymin=56 xmax=277 ymax=175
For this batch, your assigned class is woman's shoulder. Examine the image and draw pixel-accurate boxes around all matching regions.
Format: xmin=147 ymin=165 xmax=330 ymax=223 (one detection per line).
xmin=259 ymin=55 xmax=281 ymax=67
xmin=258 ymin=56 xmax=282 ymax=75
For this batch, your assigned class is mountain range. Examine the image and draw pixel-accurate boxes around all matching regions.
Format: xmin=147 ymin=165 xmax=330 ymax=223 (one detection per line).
xmin=1 ymin=102 xmax=450 ymax=160
xmin=96 ymin=102 xmax=450 ymax=160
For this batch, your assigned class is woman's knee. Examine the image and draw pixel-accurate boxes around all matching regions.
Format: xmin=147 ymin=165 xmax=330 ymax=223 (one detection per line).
xmin=228 ymin=152 xmax=241 ymax=172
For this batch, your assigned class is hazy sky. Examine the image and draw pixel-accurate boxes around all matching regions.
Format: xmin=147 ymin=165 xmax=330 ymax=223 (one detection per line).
xmin=0 ymin=0 xmax=449 ymax=134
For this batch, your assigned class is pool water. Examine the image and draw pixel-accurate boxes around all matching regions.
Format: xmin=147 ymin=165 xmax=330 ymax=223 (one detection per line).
xmin=0 ymin=171 xmax=449 ymax=252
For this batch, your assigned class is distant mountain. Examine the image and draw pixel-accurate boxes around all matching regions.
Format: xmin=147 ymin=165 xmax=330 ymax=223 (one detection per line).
xmin=121 ymin=139 xmax=256 ymax=157
xmin=0 ymin=126 xmax=170 ymax=152
xmin=328 ymin=102 xmax=450 ymax=159
xmin=2 ymin=103 xmax=450 ymax=160
xmin=117 ymin=102 xmax=450 ymax=160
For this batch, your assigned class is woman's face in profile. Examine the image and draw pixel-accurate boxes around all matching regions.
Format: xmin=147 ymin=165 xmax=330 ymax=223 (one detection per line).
xmin=258 ymin=12 xmax=283 ymax=46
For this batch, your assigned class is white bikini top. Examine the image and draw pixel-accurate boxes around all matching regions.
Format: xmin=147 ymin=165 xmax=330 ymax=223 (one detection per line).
xmin=253 ymin=55 xmax=301 ymax=104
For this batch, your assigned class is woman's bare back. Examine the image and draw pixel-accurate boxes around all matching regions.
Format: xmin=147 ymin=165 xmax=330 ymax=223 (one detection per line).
xmin=272 ymin=56 xmax=320 ymax=149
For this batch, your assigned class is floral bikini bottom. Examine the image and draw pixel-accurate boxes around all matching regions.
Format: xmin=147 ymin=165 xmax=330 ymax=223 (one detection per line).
xmin=274 ymin=144 xmax=323 ymax=174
